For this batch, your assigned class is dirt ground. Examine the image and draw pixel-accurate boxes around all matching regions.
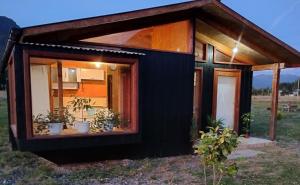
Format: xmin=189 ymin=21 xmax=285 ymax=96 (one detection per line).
xmin=1 ymin=97 xmax=300 ymax=184
xmin=3 ymin=142 xmax=298 ymax=185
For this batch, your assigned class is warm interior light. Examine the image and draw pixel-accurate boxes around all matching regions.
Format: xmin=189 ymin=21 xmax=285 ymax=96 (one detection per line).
xmin=232 ymin=47 xmax=238 ymax=54
xmin=95 ymin=62 xmax=102 ymax=68
xmin=109 ymin=64 xmax=117 ymax=71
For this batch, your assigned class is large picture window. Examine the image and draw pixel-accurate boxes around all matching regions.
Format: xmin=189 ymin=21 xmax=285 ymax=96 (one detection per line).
xmin=29 ymin=57 xmax=138 ymax=138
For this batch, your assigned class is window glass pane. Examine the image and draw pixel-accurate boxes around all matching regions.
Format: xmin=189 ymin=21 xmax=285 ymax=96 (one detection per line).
xmin=215 ymin=50 xmax=241 ymax=64
xmin=68 ymin=68 xmax=77 ymax=82
xmin=195 ymin=40 xmax=206 ymax=61
xmin=30 ymin=57 xmax=137 ymax=137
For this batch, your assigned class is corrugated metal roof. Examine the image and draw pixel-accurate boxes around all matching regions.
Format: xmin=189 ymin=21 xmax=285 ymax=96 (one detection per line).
xmin=22 ymin=42 xmax=146 ymax=56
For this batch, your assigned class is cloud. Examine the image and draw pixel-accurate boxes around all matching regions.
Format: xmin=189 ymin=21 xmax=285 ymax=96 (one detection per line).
xmin=269 ymin=0 xmax=300 ymax=30
xmin=281 ymin=68 xmax=300 ymax=76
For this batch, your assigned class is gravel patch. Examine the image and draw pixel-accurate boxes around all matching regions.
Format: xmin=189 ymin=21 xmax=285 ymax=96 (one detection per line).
xmin=229 ymin=149 xmax=264 ymax=160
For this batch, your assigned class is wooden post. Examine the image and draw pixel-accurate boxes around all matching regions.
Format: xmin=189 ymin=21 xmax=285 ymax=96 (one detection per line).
xmin=57 ymin=61 xmax=64 ymax=116
xmin=269 ymin=63 xmax=280 ymax=141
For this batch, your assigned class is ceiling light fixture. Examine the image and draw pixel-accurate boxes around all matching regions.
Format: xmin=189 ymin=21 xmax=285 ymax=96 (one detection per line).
xmin=109 ymin=64 xmax=117 ymax=71
xmin=95 ymin=62 xmax=102 ymax=68
xmin=232 ymin=47 xmax=238 ymax=54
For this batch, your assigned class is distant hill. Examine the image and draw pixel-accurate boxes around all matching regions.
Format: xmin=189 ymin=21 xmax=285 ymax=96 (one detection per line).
xmin=253 ymin=74 xmax=300 ymax=89
xmin=0 ymin=16 xmax=19 ymax=90
xmin=0 ymin=16 xmax=19 ymax=60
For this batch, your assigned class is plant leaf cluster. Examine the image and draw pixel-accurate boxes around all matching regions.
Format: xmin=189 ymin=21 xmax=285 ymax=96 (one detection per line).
xmin=193 ymin=118 xmax=239 ymax=185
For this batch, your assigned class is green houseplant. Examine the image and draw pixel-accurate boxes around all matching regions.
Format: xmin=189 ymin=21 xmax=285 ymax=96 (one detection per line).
xmin=33 ymin=110 xmax=63 ymax=135
xmin=69 ymin=97 xmax=93 ymax=133
xmin=194 ymin=125 xmax=239 ymax=185
xmin=241 ymin=112 xmax=253 ymax=138
xmin=33 ymin=114 xmax=48 ymax=135
xmin=207 ymin=116 xmax=224 ymax=129
xmin=91 ymin=108 xmax=120 ymax=133
xmin=60 ymin=107 xmax=75 ymax=129
xmin=45 ymin=110 xmax=64 ymax=135
xmin=33 ymin=108 xmax=75 ymax=136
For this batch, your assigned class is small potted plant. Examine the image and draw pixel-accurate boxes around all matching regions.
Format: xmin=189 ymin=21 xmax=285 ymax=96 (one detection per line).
xmin=102 ymin=108 xmax=120 ymax=131
xmin=60 ymin=106 xmax=75 ymax=129
xmin=33 ymin=114 xmax=48 ymax=135
xmin=241 ymin=112 xmax=253 ymax=138
xmin=45 ymin=110 xmax=64 ymax=135
xmin=91 ymin=108 xmax=120 ymax=132
xmin=33 ymin=108 xmax=75 ymax=135
xmin=69 ymin=97 xmax=93 ymax=133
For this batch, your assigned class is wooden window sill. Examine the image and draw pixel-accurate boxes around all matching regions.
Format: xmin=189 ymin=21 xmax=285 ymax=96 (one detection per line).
xmin=29 ymin=128 xmax=138 ymax=140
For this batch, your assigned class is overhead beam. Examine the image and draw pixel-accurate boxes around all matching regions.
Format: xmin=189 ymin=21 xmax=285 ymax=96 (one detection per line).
xmin=196 ymin=32 xmax=256 ymax=65
xmin=203 ymin=1 xmax=300 ymax=64
xmin=198 ymin=16 xmax=279 ymax=62
xmin=252 ymin=63 xmax=285 ymax=71
xmin=57 ymin=61 xmax=64 ymax=117
xmin=269 ymin=63 xmax=281 ymax=141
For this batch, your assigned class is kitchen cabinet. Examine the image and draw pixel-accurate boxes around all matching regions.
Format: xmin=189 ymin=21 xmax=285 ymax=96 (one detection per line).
xmin=62 ymin=68 xmax=80 ymax=82
xmin=52 ymin=82 xmax=79 ymax=90
xmin=79 ymin=68 xmax=105 ymax=80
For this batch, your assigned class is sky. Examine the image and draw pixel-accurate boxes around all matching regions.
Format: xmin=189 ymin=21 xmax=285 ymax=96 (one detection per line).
xmin=0 ymin=0 xmax=299 ymax=76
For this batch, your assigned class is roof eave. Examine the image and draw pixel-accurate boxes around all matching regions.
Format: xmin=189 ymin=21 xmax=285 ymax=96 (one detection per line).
xmin=0 ymin=28 xmax=22 ymax=76
xmin=7 ymin=0 xmax=300 ymax=66
xmin=210 ymin=1 xmax=300 ymax=60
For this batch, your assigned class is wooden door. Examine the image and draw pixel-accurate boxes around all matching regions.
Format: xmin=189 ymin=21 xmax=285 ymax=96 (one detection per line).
xmin=212 ymin=69 xmax=241 ymax=133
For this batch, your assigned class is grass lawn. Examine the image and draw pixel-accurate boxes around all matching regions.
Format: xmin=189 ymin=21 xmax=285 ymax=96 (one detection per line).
xmin=251 ymin=96 xmax=300 ymax=142
xmin=1 ymin=97 xmax=300 ymax=184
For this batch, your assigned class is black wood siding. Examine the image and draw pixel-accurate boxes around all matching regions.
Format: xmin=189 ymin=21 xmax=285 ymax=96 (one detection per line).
xmin=139 ymin=50 xmax=195 ymax=156
xmin=11 ymin=45 xmax=195 ymax=162
xmin=195 ymin=45 xmax=253 ymax=133
xmin=9 ymin=43 xmax=252 ymax=163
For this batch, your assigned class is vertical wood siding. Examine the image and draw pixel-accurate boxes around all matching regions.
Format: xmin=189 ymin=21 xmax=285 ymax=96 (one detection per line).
xmin=139 ymin=50 xmax=195 ymax=156
xmin=195 ymin=45 xmax=253 ymax=132
xmin=11 ymin=45 xmax=195 ymax=162
xmin=9 ymin=43 xmax=252 ymax=162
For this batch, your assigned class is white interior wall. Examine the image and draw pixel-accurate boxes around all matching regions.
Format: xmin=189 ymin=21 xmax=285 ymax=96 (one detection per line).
xmin=30 ymin=65 xmax=50 ymax=116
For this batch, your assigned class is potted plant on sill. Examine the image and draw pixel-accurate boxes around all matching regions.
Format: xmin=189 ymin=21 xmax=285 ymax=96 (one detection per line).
xmin=45 ymin=110 xmax=64 ymax=135
xmin=60 ymin=107 xmax=75 ymax=129
xmin=33 ymin=108 xmax=74 ymax=136
xmin=91 ymin=108 xmax=120 ymax=133
xmin=33 ymin=114 xmax=48 ymax=135
xmin=241 ymin=112 xmax=253 ymax=138
xmin=69 ymin=97 xmax=93 ymax=134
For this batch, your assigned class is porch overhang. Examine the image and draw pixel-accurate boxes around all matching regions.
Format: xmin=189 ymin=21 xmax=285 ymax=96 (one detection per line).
xmin=196 ymin=2 xmax=300 ymax=66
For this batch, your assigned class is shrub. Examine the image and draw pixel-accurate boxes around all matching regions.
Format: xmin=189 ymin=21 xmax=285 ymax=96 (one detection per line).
xmin=193 ymin=126 xmax=239 ymax=185
xmin=207 ymin=116 xmax=225 ymax=129
xmin=277 ymin=111 xmax=284 ymax=120
xmin=241 ymin=112 xmax=253 ymax=134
